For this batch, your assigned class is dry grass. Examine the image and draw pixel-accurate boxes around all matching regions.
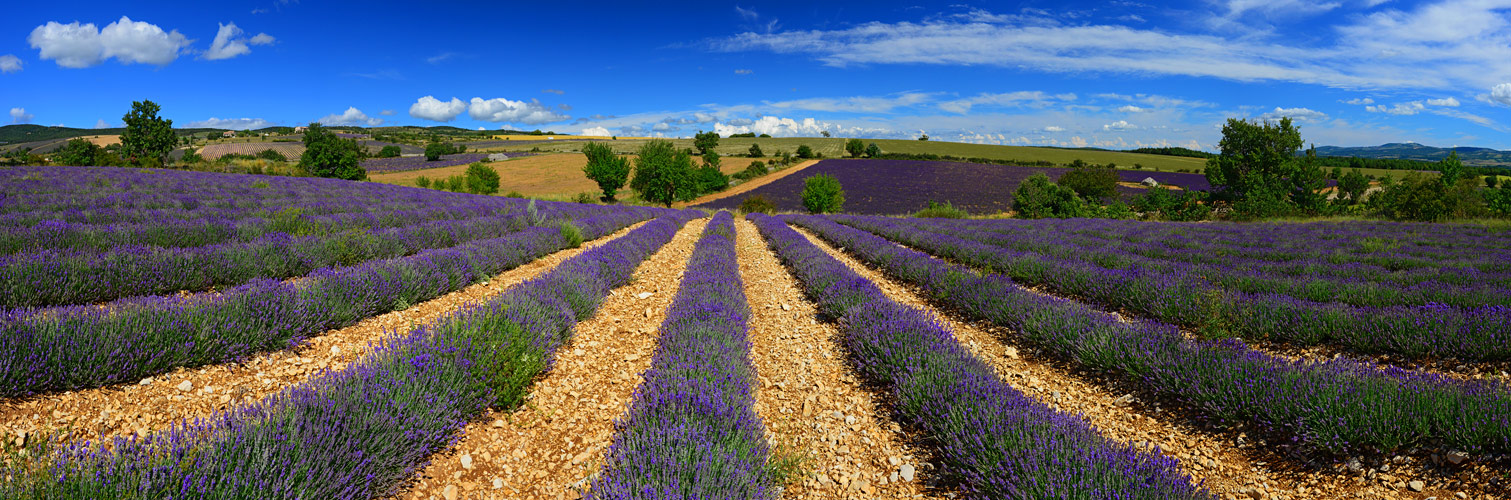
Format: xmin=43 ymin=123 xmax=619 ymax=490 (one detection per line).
xmin=368 ymin=153 xmax=766 ymax=197
xmin=82 ymin=135 xmax=121 ymax=147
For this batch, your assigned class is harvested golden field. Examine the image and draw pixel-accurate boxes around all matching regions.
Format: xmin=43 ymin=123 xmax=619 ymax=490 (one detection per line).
xmin=369 ymin=153 xmax=765 ymax=198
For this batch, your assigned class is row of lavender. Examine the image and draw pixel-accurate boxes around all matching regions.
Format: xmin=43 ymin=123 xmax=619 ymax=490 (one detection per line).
xmin=836 ymin=215 xmax=1511 ymax=361
xmin=750 ymin=214 xmax=1211 ymax=498
xmin=0 ymin=211 xmax=700 ymax=499
xmin=0 ymin=167 xmax=455 ymax=223
xmin=1 ymin=203 xmax=517 ymax=255
xmin=0 ymin=206 xmax=667 ymax=397
xmin=591 ymin=212 xmax=775 ymax=498
xmin=1 ymin=207 xmax=584 ymax=308
xmin=916 ymin=218 xmax=1511 ymax=307
xmin=787 ymin=215 xmax=1511 ymax=456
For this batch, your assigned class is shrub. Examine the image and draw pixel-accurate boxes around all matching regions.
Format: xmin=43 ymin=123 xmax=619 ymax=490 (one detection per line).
xmin=913 ymin=201 xmax=969 ymax=219
xmin=299 ymin=123 xmax=366 ymax=181
xmin=1012 ymin=173 xmax=1085 ymax=219
xmin=795 ymin=145 xmax=814 ymax=159
xmin=630 ymin=139 xmax=697 ymax=207
xmin=1132 ymin=187 xmax=1208 ymax=221
xmin=732 ymin=161 xmax=768 ymax=181
xmin=865 ymin=142 xmax=881 ymax=158
xmin=415 ymin=176 xmax=432 ymax=189
xmin=55 ymin=139 xmax=102 ymax=166
xmin=573 ymin=192 xmax=597 ymax=204
xmin=504 ymin=190 xmax=526 ymax=198
xmin=1486 ymin=176 xmax=1499 ymax=188
xmin=801 ymin=174 xmax=845 ymax=214
xmin=1486 ymin=185 xmax=1511 ymax=215
xmin=748 ymin=143 xmax=764 ymax=158
xmin=1370 ymin=174 xmax=1485 ymax=221
xmin=695 ymin=164 xmax=730 ymax=194
xmin=845 ymin=138 xmax=865 ymax=158
xmin=582 ymin=142 xmax=631 ymax=201
xmin=1057 ymin=164 xmax=1119 ymax=201
xmin=464 ymin=163 xmax=500 ymax=195
xmin=738 ymin=195 xmax=776 ymax=214
xmin=378 ymin=145 xmax=402 ymax=158
xmin=424 ymin=142 xmax=449 ymax=161
xmin=554 ymin=221 xmax=584 ymax=248
xmin=1338 ymin=168 xmax=1369 ymax=204
xmin=256 ymin=149 xmax=288 ymax=162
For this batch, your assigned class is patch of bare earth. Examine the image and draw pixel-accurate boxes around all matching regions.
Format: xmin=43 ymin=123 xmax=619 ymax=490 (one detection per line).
xmin=733 ymin=218 xmax=940 ymax=499
xmin=396 ymin=219 xmax=707 ymax=500
xmin=792 ymin=226 xmax=1485 ymax=500
xmin=0 ymin=221 xmax=648 ymax=450
xmin=678 ymin=159 xmax=821 ymax=208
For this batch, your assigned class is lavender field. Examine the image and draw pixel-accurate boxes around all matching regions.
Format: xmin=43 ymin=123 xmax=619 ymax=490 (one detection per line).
xmin=696 ymin=159 xmax=1214 ymax=215
xmin=2 ymin=166 xmax=1504 ymax=500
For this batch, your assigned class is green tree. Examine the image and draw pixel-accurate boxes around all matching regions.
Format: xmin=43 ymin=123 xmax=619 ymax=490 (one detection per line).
xmin=865 ymin=142 xmax=881 ymax=158
xmin=748 ymin=143 xmax=764 ymax=157
xmin=630 ymin=139 xmax=697 ymax=207
xmin=693 ymin=130 xmax=720 ymax=156
xmin=845 ymin=138 xmax=865 ymax=158
xmin=703 ymin=150 xmax=722 ymax=171
xmin=1487 ymin=176 xmax=1500 ymax=189
xmin=801 ymin=174 xmax=845 ymax=213
xmin=1012 ymin=173 xmax=1085 ymax=219
xmin=1438 ymin=151 xmax=1465 ymax=186
xmin=581 ymin=142 xmax=631 ymax=202
xmin=1486 ymin=185 xmax=1511 ymax=215
xmin=465 ymin=163 xmax=500 ymax=194
xmin=795 ymin=145 xmax=814 ymax=159
xmin=695 ymin=163 xmax=730 ymax=194
xmin=1204 ymin=117 xmax=1304 ymax=217
xmin=120 ymin=100 xmax=176 ymax=166
xmin=299 ymin=123 xmax=367 ymax=180
xmin=918 ymin=134 xmax=929 ymax=141
xmin=54 ymin=139 xmax=102 ymax=166
xmin=1056 ymin=164 xmax=1119 ymax=201
xmin=1289 ymin=147 xmax=1329 ymax=213
xmin=1338 ymin=168 xmax=1369 ymax=204
xmin=424 ymin=142 xmax=449 ymax=161
xmin=377 ymin=145 xmax=401 ymax=158
xmin=821 ymin=131 xmax=832 ymax=138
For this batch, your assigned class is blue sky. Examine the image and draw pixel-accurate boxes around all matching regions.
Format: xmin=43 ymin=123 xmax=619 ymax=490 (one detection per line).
xmin=3 ymin=1 xmax=1511 ymax=150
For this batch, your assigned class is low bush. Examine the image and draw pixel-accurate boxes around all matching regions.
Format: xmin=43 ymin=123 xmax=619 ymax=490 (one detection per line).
xmin=737 ymin=195 xmax=776 ymax=214
xmin=913 ymin=201 xmax=969 ymax=219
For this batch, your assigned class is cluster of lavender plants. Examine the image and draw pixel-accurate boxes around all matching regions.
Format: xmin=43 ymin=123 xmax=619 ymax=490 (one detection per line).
xmin=591 ymin=212 xmax=774 ymax=499
xmin=695 ymin=160 xmax=1215 ymax=215
xmin=831 ymin=215 xmax=1511 ymax=361
xmin=0 ymin=211 xmax=703 ymax=499
xmin=748 ymin=214 xmax=1210 ymax=498
xmin=359 ymin=154 xmax=490 ymax=173
xmin=786 ymin=214 xmax=1511 ymax=456
xmin=908 ymin=217 xmax=1511 ymax=308
xmin=0 ymin=207 xmax=668 ymax=397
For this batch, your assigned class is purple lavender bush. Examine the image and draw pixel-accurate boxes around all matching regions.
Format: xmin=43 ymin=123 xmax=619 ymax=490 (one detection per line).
xmin=785 ymin=214 xmax=1511 ymax=456
xmin=0 ymin=211 xmax=703 ymax=499
xmin=748 ymin=213 xmax=1211 ymax=499
xmin=591 ymin=211 xmax=774 ymax=499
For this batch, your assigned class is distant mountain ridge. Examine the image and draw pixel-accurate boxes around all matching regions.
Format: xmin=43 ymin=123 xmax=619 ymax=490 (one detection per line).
xmin=1314 ymin=143 xmax=1511 ymax=165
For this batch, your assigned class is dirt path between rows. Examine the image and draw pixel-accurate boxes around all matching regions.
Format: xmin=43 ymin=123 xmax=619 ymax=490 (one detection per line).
xmin=0 ymin=221 xmax=649 ymax=449
xmin=678 ymin=160 xmax=820 ymax=208
xmin=791 ymin=226 xmax=1465 ymax=500
xmin=733 ymin=218 xmax=940 ymax=499
xmin=398 ymin=219 xmax=707 ymax=500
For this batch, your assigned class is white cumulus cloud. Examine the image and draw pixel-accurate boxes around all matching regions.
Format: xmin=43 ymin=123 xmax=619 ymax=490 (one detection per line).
xmin=28 ymin=17 xmax=191 ymax=68
xmin=94 ymin=119 xmax=112 ymax=129
xmin=1492 ymin=83 xmax=1511 ymax=106
xmin=467 ymin=97 xmax=569 ymax=124
xmin=579 ymin=126 xmax=611 ymax=136
xmin=712 ymin=115 xmax=888 ymax=138
xmin=1103 ymin=120 xmax=1137 ymax=131
xmin=1258 ymin=107 xmax=1328 ymax=122
xmin=1425 ymin=97 xmax=1459 ymax=107
xmin=0 ymin=55 xmax=20 ymax=73
xmin=1366 ymin=101 xmax=1425 ymax=115
xmin=409 ymin=96 xmax=466 ymax=122
xmin=1042 ymin=126 xmax=1065 ymax=132
xmin=317 ymin=107 xmax=383 ymax=126
xmin=187 ymin=117 xmax=277 ymax=129
xmin=203 ymin=22 xmax=274 ymax=60
xmin=1117 ymin=105 xmax=1144 ymax=112
xmin=10 ymin=108 xmax=34 ymax=124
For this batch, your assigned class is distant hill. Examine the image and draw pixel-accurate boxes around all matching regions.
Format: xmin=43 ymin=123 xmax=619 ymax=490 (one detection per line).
xmin=1314 ymin=143 xmax=1511 ymax=165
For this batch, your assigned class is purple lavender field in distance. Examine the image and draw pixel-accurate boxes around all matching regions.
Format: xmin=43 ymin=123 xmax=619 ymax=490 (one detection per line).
xmin=696 ymin=159 xmax=1213 ymax=215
